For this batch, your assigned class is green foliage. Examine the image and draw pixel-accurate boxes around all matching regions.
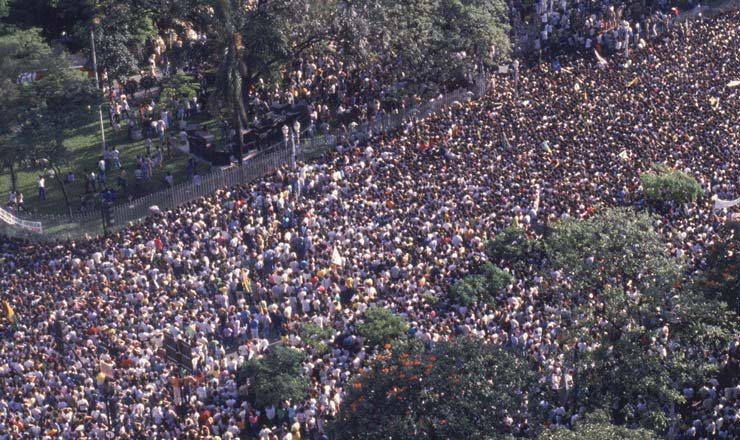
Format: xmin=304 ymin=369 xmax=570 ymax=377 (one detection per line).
xmin=545 ymin=208 xmax=680 ymax=296
xmin=546 ymin=208 xmax=737 ymax=432
xmin=19 ymin=55 xmax=100 ymax=154
xmin=300 ymin=322 xmax=333 ymax=356
xmin=487 ymin=226 xmax=534 ymax=267
xmin=6 ymin=0 xmax=512 ymax=104
xmin=698 ymin=222 xmax=740 ymax=313
xmin=361 ymin=0 xmax=439 ymax=68
xmin=356 ymin=307 xmax=408 ymax=349
xmin=668 ymin=289 xmax=736 ymax=381
xmin=93 ymin=30 xmax=139 ymax=84
xmin=86 ymin=2 xmax=159 ymax=82
xmin=640 ymin=164 xmax=702 ymax=204
xmin=450 ymin=262 xmax=513 ymax=306
xmin=14 ymin=53 xmax=99 ymax=216
xmin=240 ymin=3 xmax=292 ymax=89
xmin=4 ymin=0 xmax=95 ymax=42
xmin=0 ymin=26 xmax=53 ymax=187
xmin=0 ymin=26 xmax=51 ymax=136
xmin=420 ymin=291 xmax=439 ymax=306
xmin=331 ymin=338 xmax=540 ymax=439
xmin=162 ymin=73 xmax=199 ymax=99
xmin=159 ymin=73 xmax=199 ymax=112
xmin=350 ymin=0 xmax=510 ymax=89
xmin=210 ymin=0 xmax=249 ymax=136
xmin=538 ymin=410 xmax=660 ymax=440
xmin=431 ymin=0 xmax=511 ymax=84
xmin=451 ymin=273 xmax=488 ymax=306
xmin=0 ymin=27 xmax=98 ymax=189
xmin=586 ymin=327 xmax=680 ymax=430
xmin=486 ymin=263 xmax=514 ymax=292
xmin=238 ymin=345 xmax=310 ymax=409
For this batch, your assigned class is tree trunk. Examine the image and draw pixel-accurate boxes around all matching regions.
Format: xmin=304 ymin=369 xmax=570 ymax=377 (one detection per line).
xmin=52 ymin=164 xmax=73 ymax=218
xmin=233 ymin=67 xmax=247 ymax=167
xmin=234 ymin=101 xmax=245 ymax=167
xmin=8 ymin=161 xmax=17 ymax=193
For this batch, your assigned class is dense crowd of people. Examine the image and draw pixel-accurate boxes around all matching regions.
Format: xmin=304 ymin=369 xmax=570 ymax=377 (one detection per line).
xmin=1 ymin=7 xmax=740 ymax=440
xmin=253 ymin=55 xmax=405 ymax=125
xmin=512 ymin=0 xmax=702 ymax=58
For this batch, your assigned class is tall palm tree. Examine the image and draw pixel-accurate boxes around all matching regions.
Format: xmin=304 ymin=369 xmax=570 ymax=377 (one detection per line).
xmin=212 ymin=0 xmax=249 ymax=166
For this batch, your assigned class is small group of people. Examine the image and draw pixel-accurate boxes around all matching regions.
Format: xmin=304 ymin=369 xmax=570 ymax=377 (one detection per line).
xmin=5 ymin=191 xmax=24 ymax=212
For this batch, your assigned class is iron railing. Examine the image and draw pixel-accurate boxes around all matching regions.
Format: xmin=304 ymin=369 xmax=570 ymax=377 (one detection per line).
xmin=1 ymin=75 xmax=491 ymax=242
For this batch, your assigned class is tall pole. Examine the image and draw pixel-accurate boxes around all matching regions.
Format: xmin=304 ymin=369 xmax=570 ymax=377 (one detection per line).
xmin=90 ymin=28 xmax=107 ymax=156
xmin=290 ymin=132 xmax=296 ymax=169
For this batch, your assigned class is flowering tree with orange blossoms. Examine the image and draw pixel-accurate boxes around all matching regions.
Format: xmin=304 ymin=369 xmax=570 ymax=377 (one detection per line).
xmin=330 ymin=338 xmax=544 ymax=439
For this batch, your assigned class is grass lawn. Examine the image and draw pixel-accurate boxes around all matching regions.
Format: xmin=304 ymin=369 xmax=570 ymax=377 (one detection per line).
xmin=0 ymin=110 xmax=217 ymax=217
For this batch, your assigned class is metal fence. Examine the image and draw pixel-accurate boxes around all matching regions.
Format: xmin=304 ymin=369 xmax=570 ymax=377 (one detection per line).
xmin=2 ymin=75 xmax=491 ymax=242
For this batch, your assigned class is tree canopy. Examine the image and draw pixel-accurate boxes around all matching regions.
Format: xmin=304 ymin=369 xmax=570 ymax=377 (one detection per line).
xmin=543 ymin=208 xmax=737 ymax=432
xmin=331 ymin=338 xmax=541 ymax=439
xmin=450 ymin=262 xmax=514 ymax=306
xmin=0 ymin=25 xmax=99 ymax=203
xmin=698 ymin=221 xmax=740 ymax=313
xmin=3 ymin=0 xmax=512 ymax=93
xmin=0 ymin=26 xmax=52 ymax=190
xmin=356 ymin=307 xmax=409 ymax=350
xmin=237 ymin=345 xmax=310 ymax=409
xmin=544 ymin=208 xmax=680 ymax=296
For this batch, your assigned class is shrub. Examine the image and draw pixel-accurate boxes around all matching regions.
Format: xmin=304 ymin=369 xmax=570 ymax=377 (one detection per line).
xmin=158 ymin=73 xmax=199 ymax=113
xmin=450 ymin=263 xmax=514 ymax=306
xmin=487 ymin=226 xmax=530 ymax=264
xmin=421 ymin=291 xmax=439 ymax=306
xmin=357 ymin=307 xmax=408 ymax=349
xmin=641 ymin=164 xmax=702 ymax=204
xmin=300 ymin=322 xmax=333 ymax=355
xmin=238 ymin=346 xmax=310 ymax=408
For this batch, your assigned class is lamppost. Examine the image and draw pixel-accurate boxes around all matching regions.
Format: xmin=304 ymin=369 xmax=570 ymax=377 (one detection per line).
xmin=293 ymin=120 xmax=301 ymax=162
xmin=90 ymin=18 xmax=107 ymax=156
xmin=282 ymin=124 xmax=289 ymax=150
xmin=288 ymin=124 xmax=297 ymax=170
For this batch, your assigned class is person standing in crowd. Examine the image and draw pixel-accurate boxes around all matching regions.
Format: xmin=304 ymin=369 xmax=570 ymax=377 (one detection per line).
xmin=37 ymin=175 xmax=45 ymax=201
xmin=98 ymin=156 xmax=107 ymax=184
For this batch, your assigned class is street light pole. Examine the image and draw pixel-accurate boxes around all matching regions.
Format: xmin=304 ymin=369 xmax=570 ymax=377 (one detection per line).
xmin=90 ymin=27 xmax=107 ymax=156
xmin=282 ymin=124 xmax=289 ymax=150
xmin=292 ymin=120 xmax=301 ymax=168
xmin=290 ymin=131 xmax=296 ymax=169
